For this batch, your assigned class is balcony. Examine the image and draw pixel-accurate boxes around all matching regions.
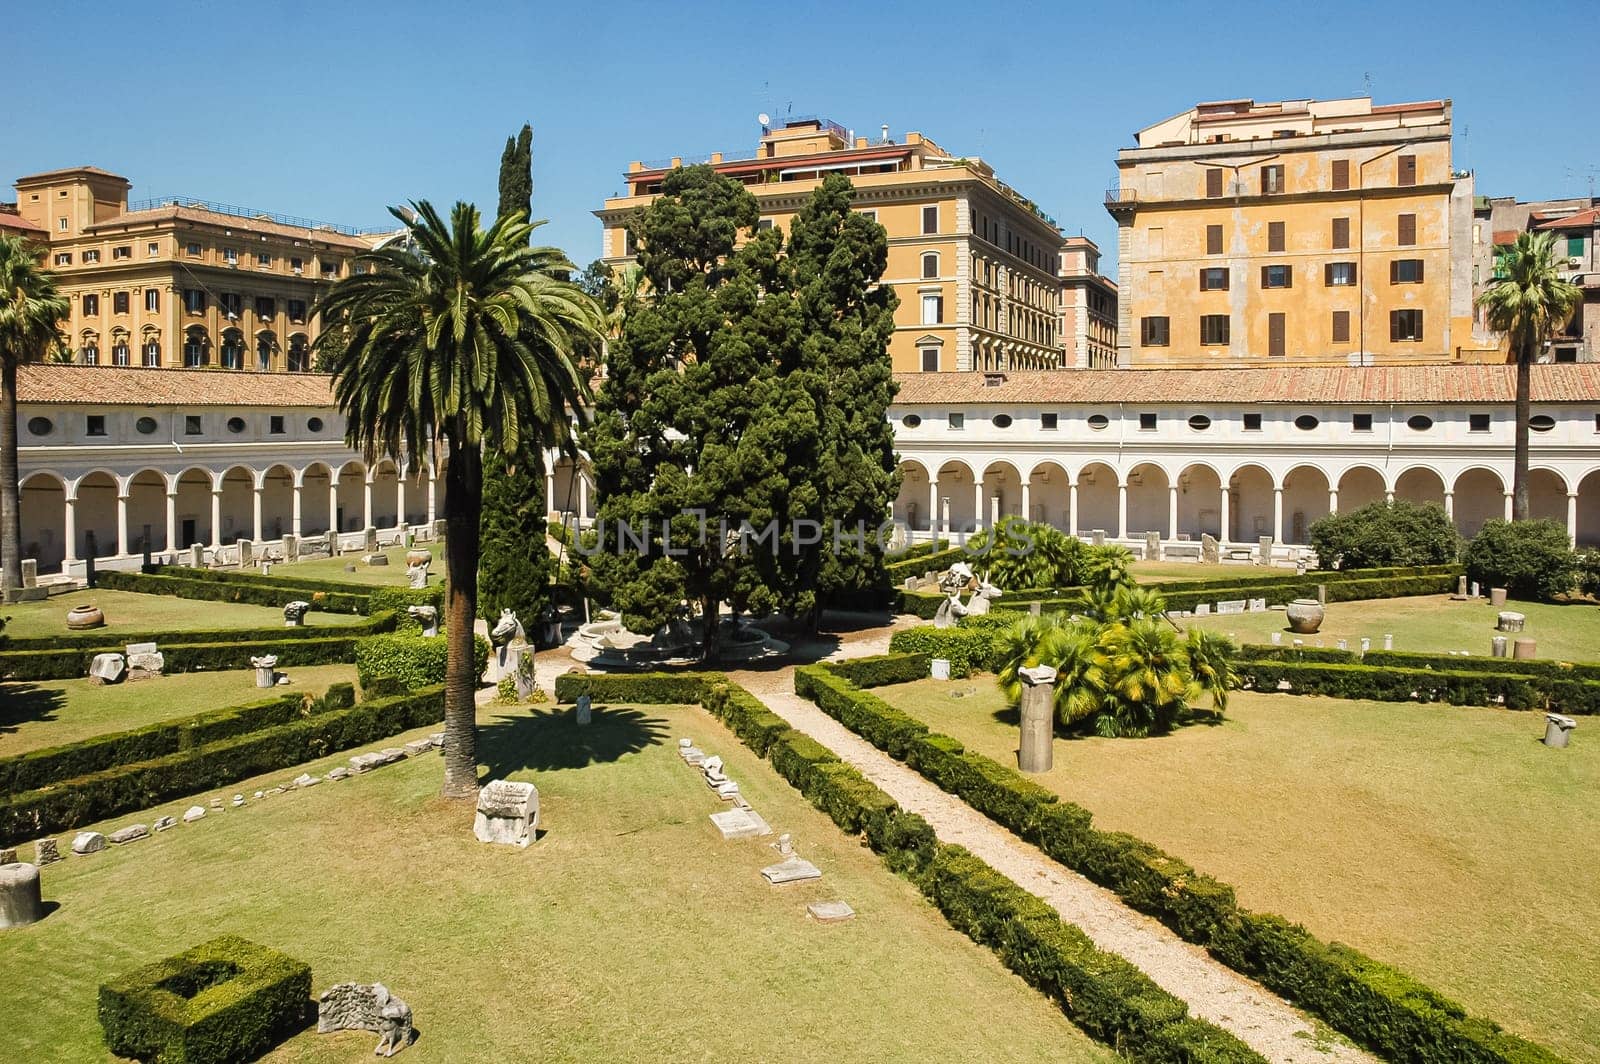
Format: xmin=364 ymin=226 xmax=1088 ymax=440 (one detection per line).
xmin=1104 ymin=188 xmax=1139 ymax=217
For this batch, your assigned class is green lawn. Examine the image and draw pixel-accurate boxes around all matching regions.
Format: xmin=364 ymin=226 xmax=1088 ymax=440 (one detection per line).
xmin=0 ymin=665 xmax=358 ymax=755
xmin=263 ymin=543 xmax=444 ymax=586
xmin=1129 ymin=559 xmax=1240 ymax=583
xmin=0 ymin=589 xmax=366 ymax=641
xmin=876 ymin=677 xmax=1600 ymax=1062
xmin=0 ymin=701 xmax=1115 ymax=1063
xmin=1179 ymin=593 xmax=1600 ymax=662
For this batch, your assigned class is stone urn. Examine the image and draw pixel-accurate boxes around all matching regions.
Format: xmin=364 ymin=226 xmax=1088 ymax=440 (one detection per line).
xmin=405 ymin=549 xmax=431 ymax=569
xmin=1284 ymin=598 xmax=1325 ymax=635
xmin=66 ymin=604 xmax=105 ymax=630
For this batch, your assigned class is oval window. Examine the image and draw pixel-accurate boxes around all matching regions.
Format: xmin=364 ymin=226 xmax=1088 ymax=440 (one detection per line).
xmin=135 ymin=416 xmax=158 ymax=435
xmin=1187 ymin=415 xmax=1211 ymax=431
xmin=1529 ymin=414 xmax=1556 ymax=433
xmin=1294 ymin=414 xmax=1319 ymax=431
xmin=1087 ymin=414 xmax=1110 ymax=431
xmin=227 ymin=416 xmax=247 ymax=434
xmin=26 ymin=416 xmax=52 ymax=436
xmin=992 ymin=414 xmax=1013 ymax=429
xmin=901 ymin=414 xmax=922 ymax=429
xmin=1407 ymin=414 xmax=1433 ymax=431
xmin=307 ymin=417 xmax=324 ymax=433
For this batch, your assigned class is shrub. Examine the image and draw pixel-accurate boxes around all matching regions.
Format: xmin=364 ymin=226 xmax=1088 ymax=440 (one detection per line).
xmin=885 ymin=546 xmax=967 ymax=582
xmin=1235 ymin=657 xmax=1600 ymax=715
xmin=98 ymin=935 xmax=311 ymax=1064
xmin=1464 ymin=519 xmax=1579 ymax=601
xmin=1309 ymin=501 xmax=1460 ymax=571
xmin=0 ymin=634 xmax=365 ymax=683
xmin=962 ymin=517 xmax=1087 ymax=590
xmin=552 ymin=670 xmax=720 ymax=705
xmin=354 ymin=633 xmax=489 ymax=689
xmin=886 ymin=624 xmax=1001 ymax=676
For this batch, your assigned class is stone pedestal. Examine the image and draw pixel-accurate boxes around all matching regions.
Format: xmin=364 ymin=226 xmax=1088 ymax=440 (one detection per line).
xmin=1489 ymin=587 xmax=1508 ymax=608
xmin=252 ymin=655 xmax=279 ymax=688
xmin=1491 ymin=636 xmax=1508 ymax=658
xmin=1544 ymin=713 xmax=1577 ymax=749
xmin=20 ymin=559 xmax=37 ymax=589
xmin=1257 ymin=535 xmax=1274 ymax=565
xmin=1017 ymin=665 xmax=1056 ymax=774
xmin=1453 ymin=575 xmax=1468 ymax=600
xmin=1497 ymin=612 xmax=1526 ymax=633
xmin=1144 ymin=530 xmax=1161 ymax=561
xmin=1513 ymin=638 xmax=1537 ymax=660
xmin=189 ymin=543 xmax=204 ymax=567
xmin=1383 ymin=633 xmax=1394 ymax=651
xmin=238 ymin=539 xmax=254 ymax=567
xmin=283 ymin=533 xmax=299 ymax=561
xmin=0 ymin=863 xmax=44 ymax=929
xmin=1090 ymin=529 xmax=1105 ymax=547
xmin=575 ymin=694 xmax=591 ymax=726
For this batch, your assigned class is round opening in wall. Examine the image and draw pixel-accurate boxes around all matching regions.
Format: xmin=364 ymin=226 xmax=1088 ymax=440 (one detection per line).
xmin=135 ymin=416 xmax=158 ymax=435
xmin=1087 ymin=414 xmax=1110 ymax=430
xmin=1187 ymin=415 xmax=1211 ymax=431
xmin=1294 ymin=414 xmax=1319 ymax=431
xmin=26 ymin=416 xmax=52 ymax=437
xmin=1529 ymin=414 xmax=1556 ymax=433
xmin=992 ymin=414 xmax=1013 ymax=429
xmin=307 ymin=417 xmax=324 ymax=433
xmin=901 ymin=414 xmax=922 ymax=429
xmin=1407 ymin=415 xmax=1434 ymax=432
xmin=227 ymin=417 xmax=246 ymax=434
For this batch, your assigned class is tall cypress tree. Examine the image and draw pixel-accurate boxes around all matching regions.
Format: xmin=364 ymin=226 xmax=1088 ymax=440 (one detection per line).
xmin=478 ymin=123 xmax=555 ymax=638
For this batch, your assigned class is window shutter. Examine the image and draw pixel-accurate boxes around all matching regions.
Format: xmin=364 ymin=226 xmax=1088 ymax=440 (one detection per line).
xmin=1332 ymin=310 xmax=1350 ymax=343
xmin=1399 ymin=155 xmax=1417 ymax=185
xmin=1207 ymin=224 xmax=1222 ymax=254
xmin=1332 ymin=217 xmax=1349 ymax=249
xmin=1206 ymin=168 xmax=1223 ymax=197
xmin=1390 ymin=312 xmax=1401 ymax=342
xmin=1390 ymin=260 xmax=1399 ymax=284
xmin=1332 ymin=159 xmax=1350 ymax=191
xmin=1220 ymin=268 xmax=1229 ymax=291
xmin=1324 ymin=263 xmax=1334 ymax=286
xmin=1199 ymin=269 xmax=1206 ymax=292
xmin=1398 ymin=214 xmax=1416 ymax=246
xmin=1415 ymin=260 xmax=1425 ymax=282
xmin=1284 ymin=265 xmax=1293 ymax=288
xmin=1269 ymin=221 xmax=1285 ymax=252
xmin=1261 ymin=265 xmax=1270 ymax=288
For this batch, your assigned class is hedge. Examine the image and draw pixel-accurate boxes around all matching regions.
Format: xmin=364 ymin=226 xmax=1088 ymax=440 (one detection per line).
xmin=885 ymin=625 xmax=1003 ymax=677
xmin=0 ymin=681 xmax=355 ymax=797
xmin=1362 ymin=648 xmax=1600 ymax=683
xmin=354 ymin=633 xmax=490 ymax=690
xmin=97 ymin=567 xmax=444 ymax=618
xmin=0 ymin=634 xmax=365 ymax=683
xmin=0 ymin=687 xmax=445 ymax=844
xmin=99 ymin=935 xmax=311 ymax=1064
xmin=0 ymin=609 xmax=400 ymax=655
xmin=1235 ymin=659 xmax=1600 ymax=715
xmin=886 ymin=546 xmax=967 ymax=582
xmin=797 ymin=655 xmax=1565 ymax=1064
xmin=555 ymin=670 xmax=1261 ymax=1063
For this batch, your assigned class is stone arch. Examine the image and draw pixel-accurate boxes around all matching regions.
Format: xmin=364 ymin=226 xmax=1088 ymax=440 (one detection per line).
xmin=220 ymin=327 xmax=245 ymax=370
xmin=1026 ymin=461 xmax=1070 ymax=530
xmin=126 ymin=468 xmax=169 ymax=554
xmin=334 ymin=460 xmax=366 ymax=532
xmin=183 ymin=325 xmax=210 ymax=368
xmin=287 ymin=332 xmax=312 ymax=373
xmin=1125 ymin=461 xmax=1171 ymax=539
xmin=1075 ymin=461 xmax=1119 ymax=539
xmin=1528 ymin=468 xmax=1568 ymax=528
xmin=20 ymin=471 xmax=67 ymax=572
xmin=1451 ymin=467 xmax=1505 ymax=539
xmin=173 ymin=467 xmax=214 ymax=548
xmin=255 ymin=329 xmax=278 ymax=371
xmin=894 ymin=458 xmax=933 ymax=532
xmin=1175 ymin=462 xmax=1223 ymax=541
xmin=71 ymin=471 xmax=119 ymax=559
xmin=1227 ymin=463 xmax=1275 ymax=542
xmin=980 ymin=460 xmax=1025 ymax=526
xmin=370 ymin=459 xmax=402 ymax=529
xmin=299 ymin=462 xmax=334 ymax=535
xmin=218 ymin=465 xmax=256 ymax=543
xmin=1394 ymin=466 xmax=1447 ymax=508
xmin=258 ymin=463 xmax=296 ymax=541
xmin=1576 ymin=470 xmax=1600 ymax=547
xmin=1335 ymin=465 xmax=1387 ymax=511
xmin=1282 ymin=465 xmax=1331 ymax=545
xmin=934 ymin=459 xmax=980 ymax=532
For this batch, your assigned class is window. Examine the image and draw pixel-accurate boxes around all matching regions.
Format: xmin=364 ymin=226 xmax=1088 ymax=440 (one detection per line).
xmin=307 ymin=416 xmax=324 ymax=433
xmin=57 ymin=217 xmax=67 ymax=231
xmin=920 ymin=347 xmax=939 ymax=372
xmin=145 ymin=289 xmax=160 ymax=312
xmin=1332 ymin=310 xmax=1351 ymax=343
xmin=1530 ymin=414 xmax=1556 ymax=433
xmin=287 ymin=337 xmax=311 ymax=372
xmin=1268 ymin=221 xmax=1285 ymax=253
xmin=1261 ymin=265 xmax=1293 ymax=288
xmin=1568 ymin=234 xmax=1585 ymax=258
xmin=27 ymin=417 xmax=52 ymax=436
xmin=256 ymin=251 xmax=272 ymax=267
xmin=1040 ymin=412 xmax=1058 ymax=430
xmin=1469 ymin=413 xmax=1491 ymax=433
xmin=1087 ymin=414 xmax=1110 ymax=430
xmin=1203 ymin=168 xmax=1226 ymax=197
xmin=1331 ymin=159 xmax=1350 ymax=191
xmin=1206 ymin=224 xmax=1223 ymax=255
xmin=755 ymin=219 xmax=773 ymax=231
xmin=184 ymin=289 xmax=206 ymax=313
xmin=1140 ymin=316 xmax=1170 ymax=346
xmin=183 ymin=329 xmax=208 ymax=367
xmin=227 ymin=416 xmax=246 ymax=434
xmin=83 ymin=294 xmax=99 ymax=315
xmin=220 ymin=330 xmax=245 ymax=369
xmin=1391 ymin=259 xmax=1424 ymax=284
xmin=921 ymin=252 xmax=939 ymax=279
xmin=142 ymin=340 xmax=160 ymax=366
xmin=136 ymin=416 xmax=157 ymax=435
xmin=1331 ymin=217 xmax=1350 ymax=250
xmin=288 ymin=299 xmax=307 ymax=323
xmin=1294 ymin=414 xmax=1318 ymax=431
xmin=857 ymin=210 xmax=877 ymax=223
xmin=111 ymin=341 xmax=129 ymax=366
xmin=1200 ymin=267 xmax=1229 ymax=291
xmin=82 ymin=250 xmax=100 ymax=264
xmin=255 ymin=297 xmax=275 ymax=319
xmin=113 ymin=292 xmax=129 ymax=313
xmin=184 ymin=415 xmax=202 ymax=435
xmin=1406 ymin=414 xmax=1433 ymax=431
xmin=1188 ymin=414 xmax=1211 ymax=431
xmin=1261 ymin=165 xmax=1285 ymax=194
xmin=1391 ymin=309 xmax=1424 ymax=342
xmin=220 ymin=293 xmax=242 ymax=319
xmin=948 ymin=412 xmax=964 ymax=430
xmin=1268 ymin=313 xmax=1286 ymax=357
xmin=1397 ymin=213 xmax=1416 ymax=246
xmin=147 ymin=242 xmax=159 ymax=257
xmin=992 ymin=414 xmax=1013 ymax=429
xmin=921 ymin=294 xmax=943 ymax=325
xmin=86 ymin=415 xmax=107 ymax=437
xmin=187 ymin=242 xmax=203 ymax=256
xmin=80 ymin=343 xmax=99 ymax=365
xmin=113 ymin=245 xmax=131 ymax=260
xmin=1138 ymin=412 xmax=1157 ymax=431
xmin=290 ymin=256 xmax=304 ymax=273
xmin=223 ymin=247 xmax=239 ymax=265
xmin=1243 ymin=412 xmax=1262 ymax=431
xmin=1325 ymin=262 xmax=1357 ymax=286
xmin=901 ymin=414 xmax=922 ymax=429
xmin=1397 ymin=154 xmax=1417 ymax=186
xmin=1353 ymin=412 xmax=1373 ymax=432
xmin=1200 ymin=314 xmax=1230 ymax=345
xmin=54 ymin=252 xmax=71 ymax=266
xmin=921 ymin=206 xmax=938 ymax=234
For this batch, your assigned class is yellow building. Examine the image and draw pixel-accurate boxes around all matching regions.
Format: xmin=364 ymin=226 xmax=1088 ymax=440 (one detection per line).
xmin=1106 ymin=97 xmax=1477 ymax=367
xmin=1058 ymin=236 xmax=1118 ymax=369
xmin=595 ymin=117 xmax=1096 ymax=373
xmin=8 ymin=166 xmax=396 ymax=372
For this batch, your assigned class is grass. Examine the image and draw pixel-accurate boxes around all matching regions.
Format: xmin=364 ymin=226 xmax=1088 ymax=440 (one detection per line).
xmin=0 ymin=665 xmax=358 ymax=755
xmin=1179 ymin=593 xmax=1600 ymax=661
xmin=0 ymin=589 xmax=366 ymax=641
xmin=0 ymin=700 xmax=1116 ymax=1063
xmin=876 ymin=676 xmax=1600 ymax=1062
xmin=262 ymin=543 xmax=444 ymax=587
xmin=1129 ymin=558 xmax=1244 ymax=583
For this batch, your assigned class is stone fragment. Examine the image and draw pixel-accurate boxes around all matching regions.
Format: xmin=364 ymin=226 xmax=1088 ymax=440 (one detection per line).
xmin=209 ymin=797 xmax=224 ymax=808
xmin=253 ymin=791 xmax=264 ymax=800
xmin=0 ymin=862 xmax=44 ymax=929
xmin=152 ymin=816 xmax=176 ymax=832
xmin=326 ymin=766 xmax=352 ymax=781
xmin=293 ymin=773 xmax=322 ymax=788
xmin=575 ymin=694 xmax=592 ymax=726
xmin=283 ymin=600 xmax=311 ymax=627
xmin=1489 ymin=587 xmax=1508 ymax=608
xmin=109 ymin=824 xmax=149 ymax=845
xmin=715 ymin=780 xmax=741 ymax=801
xmin=363 ymin=553 xmax=389 ymax=566
xmin=34 ymin=839 xmax=61 ymax=865
xmin=406 ymin=604 xmax=438 ymax=636
xmin=403 ymin=739 xmax=434 ymax=758
xmin=472 ymin=780 xmax=539 ymax=847
xmin=709 ymin=807 xmax=771 ymax=840
xmin=761 ymin=856 xmax=823 ymax=884
xmin=317 ymin=981 xmax=415 ymax=1057
xmin=807 ymin=900 xmax=856 ymax=923
xmin=349 ymin=748 xmax=407 ymax=773
xmin=71 ymin=831 xmax=106 ymax=855
xmin=183 ymin=806 xmax=207 ymax=823
xmin=1497 ymin=611 xmax=1526 ymax=633
xmin=232 ymin=794 xmax=245 ymax=807
xmin=88 ymin=653 xmax=127 ymax=685
xmin=252 ymin=654 xmax=280 ymax=688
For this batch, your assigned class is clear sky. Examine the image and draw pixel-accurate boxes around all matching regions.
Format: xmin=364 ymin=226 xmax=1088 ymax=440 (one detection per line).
xmin=6 ymin=0 xmax=1596 ymax=270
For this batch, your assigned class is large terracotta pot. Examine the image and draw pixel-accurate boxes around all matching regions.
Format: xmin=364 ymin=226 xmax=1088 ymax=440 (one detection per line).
xmin=66 ymin=604 xmax=105 ymax=630
xmin=1284 ymin=598 xmax=1324 ymax=635
xmin=405 ymin=549 xmax=432 ymax=568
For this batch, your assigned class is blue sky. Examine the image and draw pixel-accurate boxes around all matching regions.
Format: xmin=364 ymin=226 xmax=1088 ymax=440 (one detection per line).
xmin=7 ymin=0 xmax=1595 ymax=269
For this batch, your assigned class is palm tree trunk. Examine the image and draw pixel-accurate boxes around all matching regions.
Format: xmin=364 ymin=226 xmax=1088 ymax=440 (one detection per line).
xmin=441 ymin=435 xmax=484 ymax=798
xmin=1 ymin=358 xmax=22 ymax=601
xmin=1513 ymin=346 xmax=1532 ymax=521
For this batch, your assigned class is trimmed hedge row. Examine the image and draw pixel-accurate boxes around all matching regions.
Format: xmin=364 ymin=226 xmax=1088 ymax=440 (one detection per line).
xmin=559 ymin=671 xmax=1262 ymax=1063
xmin=0 ymin=687 xmax=445 ymax=844
xmin=354 ymin=633 xmax=490 ymax=689
xmin=0 ymin=634 xmax=365 ymax=683
xmin=0 ymin=682 xmax=356 ymax=797
xmin=886 ymin=625 xmax=1003 ymax=677
xmin=1236 ymin=659 xmax=1600 ymax=715
xmin=99 ymin=570 xmax=368 ymax=614
xmin=1364 ymin=648 xmax=1600 ymax=683
xmin=886 ymin=546 xmax=967 ymax=581
xmin=798 ymin=656 xmax=1565 ymax=1064
xmin=0 ymin=609 xmax=400 ymax=654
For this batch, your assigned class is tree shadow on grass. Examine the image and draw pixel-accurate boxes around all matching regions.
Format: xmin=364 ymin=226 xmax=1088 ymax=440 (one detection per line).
xmin=0 ymin=682 xmax=67 ymax=740
xmin=477 ymin=705 xmax=671 ymax=781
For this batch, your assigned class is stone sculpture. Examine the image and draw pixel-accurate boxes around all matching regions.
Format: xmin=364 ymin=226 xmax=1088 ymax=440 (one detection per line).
xmin=283 ymin=601 xmax=311 ymax=627
xmin=406 ymin=604 xmax=439 ymax=637
xmin=34 ymin=839 xmax=60 ymax=865
xmin=251 ymin=655 xmax=280 ymax=688
xmin=125 ymin=642 xmax=164 ymax=676
xmin=405 ymin=561 xmax=429 ymax=589
xmin=932 ymin=563 xmax=1002 ymax=628
xmin=317 ymin=981 xmax=415 ymax=1057
xmin=472 ymin=779 xmax=538 ymax=847
xmin=489 ymin=609 xmax=521 ymax=667
xmin=88 ymin=653 xmax=127 ymax=685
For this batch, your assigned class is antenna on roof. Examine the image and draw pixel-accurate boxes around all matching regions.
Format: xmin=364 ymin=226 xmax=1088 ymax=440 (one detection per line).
xmin=1363 ymin=71 xmax=1374 ymax=98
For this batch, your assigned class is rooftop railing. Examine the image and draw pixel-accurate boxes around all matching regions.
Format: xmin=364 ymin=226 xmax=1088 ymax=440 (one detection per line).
xmin=125 ymin=197 xmax=396 ymax=236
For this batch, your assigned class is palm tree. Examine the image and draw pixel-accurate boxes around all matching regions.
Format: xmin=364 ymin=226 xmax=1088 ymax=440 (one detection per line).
xmin=0 ymin=234 xmax=68 ymax=601
xmin=1093 ymin=618 xmax=1194 ymax=737
xmin=1185 ymin=627 xmax=1237 ymax=716
xmin=317 ymin=201 xmax=602 ymax=798
xmin=1478 ymin=231 xmax=1582 ymax=520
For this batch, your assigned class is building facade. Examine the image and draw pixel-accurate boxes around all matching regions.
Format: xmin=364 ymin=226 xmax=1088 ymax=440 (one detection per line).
xmin=1106 ymin=97 xmax=1478 ymax=368
xmin=1472 ymin=196 xmax=1599 ymax=363
xmin=1058 ymin=236 xmax=1117 ymax=368
xmin=595 ymin=117 xmax=1112 ymax=374
xmin=6 ymin=166 xmax=395 ymax=373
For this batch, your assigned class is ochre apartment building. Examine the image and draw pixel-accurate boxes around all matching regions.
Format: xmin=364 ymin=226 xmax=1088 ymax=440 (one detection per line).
xmin=1106 ymin=97 xmax=1478 ymax=367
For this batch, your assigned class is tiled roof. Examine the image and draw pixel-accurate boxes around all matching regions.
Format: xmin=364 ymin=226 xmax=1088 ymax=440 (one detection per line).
xmin=85 ymin=205 xmax=379 ymax=248
xmin=1492 ymin=229 xmax=1521 ymax=246
xmin=891 ymin=365 xmax=1600 ymax=405
xmin=13 ymin=166 xmax=128 ymax=183
xmin=18 ymin=365 xmax=337 ymax=407
xmin=1534 ymin=207 xmax=1600 ymax=232
xmin=0 ymin=211 xmax=46 ymax=235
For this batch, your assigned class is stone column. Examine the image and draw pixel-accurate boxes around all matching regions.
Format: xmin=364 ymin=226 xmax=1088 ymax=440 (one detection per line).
xmin=1017 ymin=665 xmax=1056 ymax=773
xmin=115 ymin=492 xmax=129 ymax=556
xmin=1020 ymin=481 xmax=1031 ymax=524
xmin=209 ymin=489 xmax=223 ymax=548
xmin=426 ymin=467 xmax=437 ymax=524
xmin=327 ymin=482 xmax=339 ymax=535
xmin=1385 ymin=489 xmax=1395 ymax=503
xmin=1067 ymin=481 xmax=1078 ymax=538
xmin=1568 ymin=492 xmax=1580 ymax=547
xmin=972 ymin=480 xmax=983 ymax=531
xmin=578 ymin=473 xmax=589 ymax=523
xmin=545 ymin=470 xmax=556 ymax=518
xmin=362 ymin=478 xmax=374 ymax=531
xmin=1117 ymin=482 xmax=1128 ymax=539
xmin=1220 ymin=485 xmax=1231 ymax=545
xmin=1443 ymin=491 xmax=1454 ymax=521
xmin=291 ymin=482 xmax=303 ymax=537
xmin=928 ymin=479 xmax=940 ymax=535
xmin=1503 ymin=492 xmax=1514 ymax=521
xmin=1167 ymin=484 xmax=1179 ymax=543
xmin=252 ymin=486 xmax=264 ymax=541
xmin=63 ymin=495 xmax=78 ymax=562
xmin=1327 ymin=488 xmax=1339 ymax=515
xmin=0 ymin=863 xmax=44 ymax=929
xmin=165 ymin=490 xmax=177 ymax=553
xmin=1272 ymin=487 xmax=1284 ymax=545
xmin=395 ymin=473 xmax=407 ymax=530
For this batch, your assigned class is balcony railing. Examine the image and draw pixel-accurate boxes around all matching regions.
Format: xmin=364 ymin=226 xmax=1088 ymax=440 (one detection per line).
xmin=1104 ymin=188 xmax=1138 ymax=205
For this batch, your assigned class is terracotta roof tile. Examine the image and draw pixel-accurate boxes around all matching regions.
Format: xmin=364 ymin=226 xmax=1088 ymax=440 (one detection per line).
xmin=0 ymin=211 xmax=47 ymax=235
xmin=13 ymin=166 xmax=128 ymax=183
xmin=18 ymin=365 xmax=336 ymax=407
xmin=1534 ymin=207 xmax=1600 ymax=231
xmin=891 ymin=365 xmax=1600 ymax=406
